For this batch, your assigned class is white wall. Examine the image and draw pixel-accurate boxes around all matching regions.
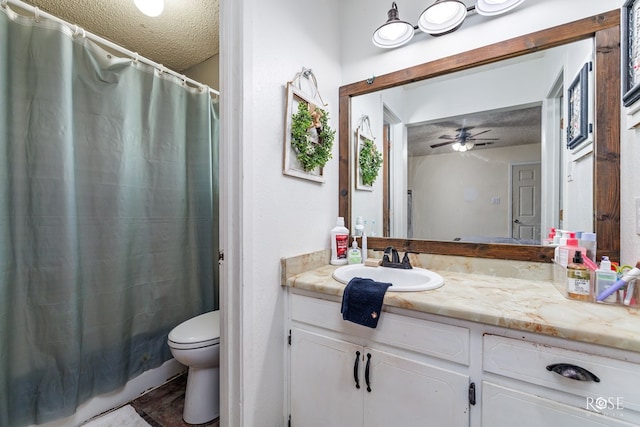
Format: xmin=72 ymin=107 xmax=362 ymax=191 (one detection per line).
xmin=350 ymin=87 xmax=409 ymax=237
xmin=409 ymin=144 xmax=541 ymax=241
xmin=227 ymin=0 xmax=342 ymax=425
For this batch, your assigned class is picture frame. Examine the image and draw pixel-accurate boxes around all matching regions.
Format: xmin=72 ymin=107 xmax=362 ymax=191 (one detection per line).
xmin=566 ymin=62 xmax=589 ymax=150
xmin=354 ymin=116 xmax=382 ymax=191
xmin=283 ymin=84 xmax=327 ymax=183
xmin=355 ymin=127 xmax=374 ymax=191
xmin=623 ymin=0 xmax=640 ymax=107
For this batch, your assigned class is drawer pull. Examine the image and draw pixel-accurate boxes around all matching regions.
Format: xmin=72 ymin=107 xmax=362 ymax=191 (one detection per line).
xmin=365 ymin=353 xmax=372 ymax=392
xmin=546 ymin=363 xmax=600 ymax=382
xmin=353 ymin=351 xmax=361 ymax=389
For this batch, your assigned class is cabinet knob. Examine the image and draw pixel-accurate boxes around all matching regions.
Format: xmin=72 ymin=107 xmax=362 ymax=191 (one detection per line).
xmin=546 ymin=363 xmax=600 ymax=382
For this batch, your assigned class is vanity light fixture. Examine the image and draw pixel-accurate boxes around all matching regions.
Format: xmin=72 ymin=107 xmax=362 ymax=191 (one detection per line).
xmin=372 ymin=2 xmax=416 ymax=48
xmin=475 ymin=0 xmax=525 ymax=16
xmin=134 ymin=0 xmax=164 ymax=17
xmin=372 ymin=0 xmax=525 ymax=48
xmin=418 ymin=0 xmax=467 ymax=35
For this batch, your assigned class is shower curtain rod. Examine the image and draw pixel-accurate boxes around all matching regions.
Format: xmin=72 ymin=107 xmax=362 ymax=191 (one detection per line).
xmin=2 ymin=0 xmax=220 ymax=97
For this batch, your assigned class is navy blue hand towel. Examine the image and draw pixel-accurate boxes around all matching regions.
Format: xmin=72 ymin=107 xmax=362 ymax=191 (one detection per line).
xmin=341 ymin=277 xmax=392 ymax=328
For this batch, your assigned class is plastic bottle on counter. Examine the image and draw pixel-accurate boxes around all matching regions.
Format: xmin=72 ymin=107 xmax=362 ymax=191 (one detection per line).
xmin=555 ymin=232 xmax=586 ymax=268
xmin=361 ymin=231 xmax=368 ymax=263
xmin=354 ymin=216 xmax=364 ymax=237
xmin=542 ymin=228 xmax=557 ymax=246
xmin=595 ymin=256 xmax=618 ymax=303
xmin=347 ymin=238 xmax=362 ymax=264
xmin=330 ymin=217 xmax=350 ymax=265
xmin=580 ymin=232 xmax=597 ymax=263
xmin=566 ymin=251 xmax=591 ymax=301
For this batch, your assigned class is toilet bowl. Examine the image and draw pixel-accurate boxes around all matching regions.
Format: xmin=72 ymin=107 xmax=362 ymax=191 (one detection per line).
xmin=168 ymin=310 xmax=220 ymax=424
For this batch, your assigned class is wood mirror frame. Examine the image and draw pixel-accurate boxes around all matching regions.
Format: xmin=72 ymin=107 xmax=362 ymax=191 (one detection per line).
xmin=338 ymin=10 xmax=620 ymax=263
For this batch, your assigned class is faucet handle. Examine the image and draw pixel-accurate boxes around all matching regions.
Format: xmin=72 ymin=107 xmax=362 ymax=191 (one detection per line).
xmin=401 ymin=252 xmax=415 ymax=269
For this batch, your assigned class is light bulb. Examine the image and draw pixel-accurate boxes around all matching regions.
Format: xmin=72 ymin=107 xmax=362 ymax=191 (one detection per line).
xmin=424 ymin=2 xmax=461 ymax=24
xmin=378 ymin=22 xmax=413 ymax=41
xmin=134 ymin=0 xmax=164 ymax=17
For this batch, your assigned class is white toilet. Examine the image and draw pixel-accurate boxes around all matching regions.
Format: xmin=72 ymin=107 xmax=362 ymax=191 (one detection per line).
xmin=167 ymin=310 xmax=220 ymax=424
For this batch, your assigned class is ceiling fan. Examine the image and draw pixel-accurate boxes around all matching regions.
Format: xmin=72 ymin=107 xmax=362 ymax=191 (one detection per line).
xmin=429 ymin=127 xmax=499 ymax=152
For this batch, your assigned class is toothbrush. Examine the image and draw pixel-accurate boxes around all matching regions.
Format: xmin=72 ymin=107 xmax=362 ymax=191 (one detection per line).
xmin=596 ymin=262 xmax=640 ymax=302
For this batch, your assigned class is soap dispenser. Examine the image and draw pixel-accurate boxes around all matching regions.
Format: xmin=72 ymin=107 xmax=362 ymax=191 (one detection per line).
xmin=347 ymin=238 xmax=362 ymax=264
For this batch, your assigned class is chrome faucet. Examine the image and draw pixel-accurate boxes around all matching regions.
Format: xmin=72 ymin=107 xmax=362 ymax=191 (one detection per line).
xmin=382 ymin=246 xmax=413 ymax=269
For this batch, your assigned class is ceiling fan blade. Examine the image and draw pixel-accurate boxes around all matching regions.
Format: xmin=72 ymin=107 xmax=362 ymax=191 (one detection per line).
xmin=438 ymin=135 xmax=456 ymax=140
xmin=468 ymin=137 xmax=499 ymax=141
xmin=474 ymin=142 xmax=494 ymax=146
xmin=467 ymin=129 xmax=491 ymax=138
xmin=430 ymin=140 xmax=455 ymax=148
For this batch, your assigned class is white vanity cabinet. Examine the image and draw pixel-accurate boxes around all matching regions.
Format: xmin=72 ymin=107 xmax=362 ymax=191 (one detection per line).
xmin=287 ymin=292 xmax=471 ymax=427
xmin=481 ymin=334 xmax=640 ymax=426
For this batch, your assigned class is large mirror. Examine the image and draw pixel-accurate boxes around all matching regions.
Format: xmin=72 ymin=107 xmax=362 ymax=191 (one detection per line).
xmin=338 ymin=11 xmax=620 ymax=262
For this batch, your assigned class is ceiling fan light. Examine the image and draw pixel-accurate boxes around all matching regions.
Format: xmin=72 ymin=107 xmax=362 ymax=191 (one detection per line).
xmin=418 ymin=0 xmax=467 ymax=35
xmin=451 ymin=142 xmax=462 ymax=151
xmin=372 ymin=2 xmax=415 ymax=48
xmin=134 ymin=0 xmax=164 ymax=17
xmin=475 ymin=0 xmax=525 ymax=16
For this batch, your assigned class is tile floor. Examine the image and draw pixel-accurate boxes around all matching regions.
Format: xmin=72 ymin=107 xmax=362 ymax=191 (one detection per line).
xmin=130 ymin=374 xmax=219 ymax=427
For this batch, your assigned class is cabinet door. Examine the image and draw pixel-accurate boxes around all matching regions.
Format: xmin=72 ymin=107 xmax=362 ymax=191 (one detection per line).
xmin=290 ymin=328 xmax=363 ymax=427
xmin=483 ymin=382 xmax=636 ymax=427
xmin=363 ymin=347 xmax=470 ymax=427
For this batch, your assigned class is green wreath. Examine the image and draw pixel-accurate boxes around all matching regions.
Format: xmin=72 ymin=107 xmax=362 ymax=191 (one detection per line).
xmin=290 ymin=101 xmax=335 ymax=172
xmin=359 ymin=137 xmax=383 ymax=186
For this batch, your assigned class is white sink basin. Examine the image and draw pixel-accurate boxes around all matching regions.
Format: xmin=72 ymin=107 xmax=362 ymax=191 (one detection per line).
xmin=332 ymin=264 xmax=444 ymax=292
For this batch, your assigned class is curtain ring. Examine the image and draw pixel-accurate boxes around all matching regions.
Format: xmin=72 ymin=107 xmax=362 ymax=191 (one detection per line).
xmin=73 ymin=25 xmax=87 ymax=39
xmin=34 ymin=6 xmax=40 ymax=22
xmin=131 ymin=52 xmax=139 ymax=65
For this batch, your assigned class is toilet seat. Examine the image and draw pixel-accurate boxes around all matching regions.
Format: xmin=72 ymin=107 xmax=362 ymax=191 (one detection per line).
xmin=168 ymin=310 xmax=220 ymax=350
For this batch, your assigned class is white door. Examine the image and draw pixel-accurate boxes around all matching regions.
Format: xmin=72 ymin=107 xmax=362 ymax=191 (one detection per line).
xmin=290 ymin=328 xmax=363 ymax=427
xmin=511 ymin=163 xmax=541 ymax=241
xmin=363 ymin=347 xmax=470 ymax=427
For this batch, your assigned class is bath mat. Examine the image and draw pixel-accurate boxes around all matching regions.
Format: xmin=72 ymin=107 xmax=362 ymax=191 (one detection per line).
xmin=82 ymin=405 xmax=151 ymax=427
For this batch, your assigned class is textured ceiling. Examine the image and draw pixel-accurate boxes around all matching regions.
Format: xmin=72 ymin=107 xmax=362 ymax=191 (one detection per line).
xmin=407 ymin=105 xmax=542 ymax=157
xmin=20 ymin=0 xmax=218 ymax=72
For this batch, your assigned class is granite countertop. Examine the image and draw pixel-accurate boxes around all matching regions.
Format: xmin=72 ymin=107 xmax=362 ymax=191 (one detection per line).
xmin=284 ymin=259 xmax=640 ymax=354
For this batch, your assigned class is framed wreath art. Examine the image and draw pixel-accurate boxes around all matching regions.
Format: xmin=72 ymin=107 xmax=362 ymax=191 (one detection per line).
xmin=283 ymin=77 xmax=335 ymax=182
xmin=355 ymin=115 xmax=382 ymax=191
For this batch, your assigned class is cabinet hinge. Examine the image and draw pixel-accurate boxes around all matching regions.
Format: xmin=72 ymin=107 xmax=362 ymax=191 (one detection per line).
xmin=468 ymin=382 xmax=476 ymax=406
xmin=288 ymin=329 xmax=291 ymax=346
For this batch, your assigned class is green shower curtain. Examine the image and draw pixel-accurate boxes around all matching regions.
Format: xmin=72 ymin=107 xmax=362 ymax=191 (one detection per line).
xmin=0 ymin=6 xmax=219 ymax=426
